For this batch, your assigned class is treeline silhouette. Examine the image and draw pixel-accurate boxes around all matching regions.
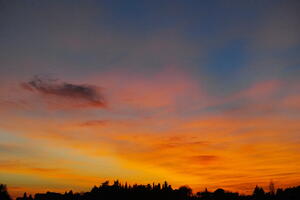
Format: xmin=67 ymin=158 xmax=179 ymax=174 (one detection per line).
xmin=1 ymin=181 xmax=300 ymax=200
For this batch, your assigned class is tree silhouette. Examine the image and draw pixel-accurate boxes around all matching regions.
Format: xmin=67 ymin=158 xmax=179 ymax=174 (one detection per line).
xmin=177 ymin=185 xmax=192 ymax=200
xmin=253 ymin=186 xmax=265 ymax=200
xmin=0 ymin=184 xmax=12 ymax=200
xmin=1 ymin=181 xmax=298 ymax=200
xmin=269 ymin=181 xmax=275 ymax=197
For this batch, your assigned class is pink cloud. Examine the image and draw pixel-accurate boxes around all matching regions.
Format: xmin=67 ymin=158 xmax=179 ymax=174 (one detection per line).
xmin=87 ymin=67 xmax=207 ymax=111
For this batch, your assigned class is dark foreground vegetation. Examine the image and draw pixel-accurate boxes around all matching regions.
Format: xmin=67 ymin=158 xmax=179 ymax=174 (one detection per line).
xmin=1 ymin=181 xmax=300 ymax=200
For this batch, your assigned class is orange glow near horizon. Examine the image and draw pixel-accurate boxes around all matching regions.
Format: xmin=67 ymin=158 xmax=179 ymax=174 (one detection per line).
xmin=1 ymin=68 xmax=300 ymax=198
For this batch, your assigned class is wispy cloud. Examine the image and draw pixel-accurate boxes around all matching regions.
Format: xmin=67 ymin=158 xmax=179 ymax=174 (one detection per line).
xmin=79 ymin=120 xmax=108 ymax=127
xmin=21 ymin=76 xmax=106 ymax=109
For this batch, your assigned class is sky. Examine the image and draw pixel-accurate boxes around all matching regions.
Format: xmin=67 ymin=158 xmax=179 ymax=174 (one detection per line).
xmin=0 ymin=0 xmax=300 ymax=198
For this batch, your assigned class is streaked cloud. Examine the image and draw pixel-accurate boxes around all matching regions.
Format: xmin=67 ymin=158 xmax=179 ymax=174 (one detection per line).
xmin=78 ymin=120 xmax=108 ymax=127
xmin=21 ymin=76 xmax=106 ymax=109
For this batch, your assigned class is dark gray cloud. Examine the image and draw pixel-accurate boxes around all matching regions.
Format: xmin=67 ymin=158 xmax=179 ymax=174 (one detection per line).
xmin=21 ymin=76 xmax=106 ymax=108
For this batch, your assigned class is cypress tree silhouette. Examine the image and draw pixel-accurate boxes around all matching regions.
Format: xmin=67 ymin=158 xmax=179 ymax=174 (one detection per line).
xmin=0 ymin=184 xmax=12 ymax=200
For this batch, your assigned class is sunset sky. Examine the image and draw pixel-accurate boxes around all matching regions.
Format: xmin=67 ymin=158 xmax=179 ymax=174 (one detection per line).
xmin=0 ymin=0 xmax=300 ymax=198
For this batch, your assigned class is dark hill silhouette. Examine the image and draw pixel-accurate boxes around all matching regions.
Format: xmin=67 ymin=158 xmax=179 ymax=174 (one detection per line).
xmin=1 ymin=181 xmax=300 ymax=200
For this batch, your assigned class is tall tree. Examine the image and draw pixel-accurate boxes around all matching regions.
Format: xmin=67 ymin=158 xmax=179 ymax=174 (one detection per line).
xmin=0 ymin=184 xmax=12 ymax=200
